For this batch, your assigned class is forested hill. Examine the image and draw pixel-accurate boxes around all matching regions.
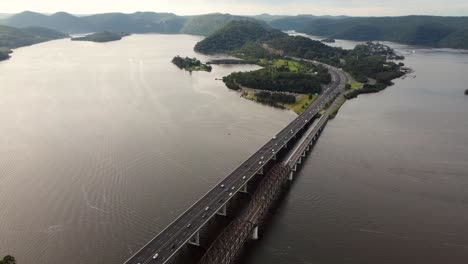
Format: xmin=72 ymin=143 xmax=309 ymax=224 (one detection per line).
xmin=181 ymin=13 xmax=260 ymax=36
xmin=0 ymin=25 xmax=67 ymax=49
xmin=268 ymin=15 xmax=468 ymax=50
xmin=194 ymin=20 xmax=286 ymax=53
xmin=194 ymin=20 xmax=343 ymax=63
xmin=0 ymin=25 xmax=68 ymax=61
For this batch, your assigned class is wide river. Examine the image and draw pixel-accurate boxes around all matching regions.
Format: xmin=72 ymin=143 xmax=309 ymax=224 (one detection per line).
xmin=0 ymin=34 xmax=467 ymax=264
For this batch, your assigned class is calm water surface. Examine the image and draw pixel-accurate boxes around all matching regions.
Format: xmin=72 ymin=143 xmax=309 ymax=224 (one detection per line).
xmin=246 ymin=35 xmax=468 ymax=264
xmin=0 ymin=34 xmax=467 ymax=264
xmin=0 ymin=34 xmax=296 ymax=263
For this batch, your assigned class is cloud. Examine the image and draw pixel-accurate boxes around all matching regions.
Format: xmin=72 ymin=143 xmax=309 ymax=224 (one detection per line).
xmin=2 ymin=0 xmax=468 ymax=16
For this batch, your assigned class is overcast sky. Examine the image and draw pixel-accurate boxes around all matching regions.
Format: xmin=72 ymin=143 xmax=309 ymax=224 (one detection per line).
xmin=3 ymin=0 xmax=468 ymax=16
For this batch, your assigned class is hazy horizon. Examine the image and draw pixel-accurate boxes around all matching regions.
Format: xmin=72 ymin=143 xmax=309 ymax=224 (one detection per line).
xmin=2 ymin=0 xmax=468 ymax=17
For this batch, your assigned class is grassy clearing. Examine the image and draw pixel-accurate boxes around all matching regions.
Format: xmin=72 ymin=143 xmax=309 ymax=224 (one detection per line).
xmin=350 ymin=82 xmax=363 ymax=89
xmin=284 ymin=94 xmax=317 ymax=114
xmin=258 ymin=59 xmax=304 ymax=73
xmin=242 ymin=90 xmax=257 ymax=101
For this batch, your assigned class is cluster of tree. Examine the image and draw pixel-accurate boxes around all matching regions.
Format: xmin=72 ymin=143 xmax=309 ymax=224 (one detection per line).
xmin=223 ymin=68 xmax=322 ymax=94
xmin=343 ymin=42 xmax=405 ymax=85
xmin=255 ymin=91 xmax=296 ymax=107
xmin=300 ymin=61 xmax=332 ymax=84
xmin=0 ymin=255 xmax=16 ymax=264
xmin=344 ymin=83 xmax=388 ymax=99
xmin=265 ymin=36 xmax=346 ymax=65
xmin=71 ymin=31 xmax=129 ymax=43
xmin=171 ymin=56 xmax=212 ymax=72
xmin=353 ymin=42 xmax=404 ymax=60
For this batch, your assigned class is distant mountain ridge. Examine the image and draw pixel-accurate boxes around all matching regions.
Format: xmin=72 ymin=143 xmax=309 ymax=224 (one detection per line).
xmin=1 ymin=11 xmax=468 ymax=49
xmin=270 ymin=15 xmax=468 ymax=49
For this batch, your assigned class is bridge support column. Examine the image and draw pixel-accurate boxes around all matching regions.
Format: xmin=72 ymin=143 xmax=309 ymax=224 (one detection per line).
xmin=297 ymin=157 xmax=302 ymax=164
xmin=257 ymin=167 xmax=264 ymax=175
xmin=306 ymin=145 xmax=310 ymax=151
xmin=251 ymin=226 xmax=259 ymax=240
xmin=188 ymin=231 xmax=200 ymax=247
xmin=288 ymin=171 xmax=294 ymax=181
xmin=292 ymin=164 xmax=297 ymax=172
xmin=240 ymin=184 xmax=248 ymax=194
xmin=272 ymin=155 xmax=277 ymax=161
xmin=217 ymin=204 xmax=227 ymax=216
xmin=301 ymin=151 xmax=306 ymax=158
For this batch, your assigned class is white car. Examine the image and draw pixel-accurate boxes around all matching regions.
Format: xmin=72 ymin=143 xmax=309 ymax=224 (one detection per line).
xmin=153 ymin=253 xmax=159 ymax=259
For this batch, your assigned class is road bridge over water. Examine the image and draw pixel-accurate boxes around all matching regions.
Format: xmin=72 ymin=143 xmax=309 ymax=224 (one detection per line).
xmin=123 ymin=63 xmax=348 ymax=264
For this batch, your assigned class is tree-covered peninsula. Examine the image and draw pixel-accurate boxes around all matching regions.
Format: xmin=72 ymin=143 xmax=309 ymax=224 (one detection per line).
xmin=194 ymin=20 xmax=406 ymax=107
xmin=71 ymin=31 xmax=129 ymax=43
xmin=171 ymin=56 xmax=212 ymax=72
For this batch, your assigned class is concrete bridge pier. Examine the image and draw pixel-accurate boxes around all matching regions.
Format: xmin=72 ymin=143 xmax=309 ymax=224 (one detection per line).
xmin=288 ymin=171 xmax=294 ymax=181
xmin=217 ymin=204 xmax=227 ymax=216
xmin=188 ymin=231 xmax=201 ymax=247
xmin=240 ymin=184 xmax=248 ymax=194
xmin=251 ymin=226 xmax=259 ymax=240
xmin=257 ymin=167 xmax=264 ymax=175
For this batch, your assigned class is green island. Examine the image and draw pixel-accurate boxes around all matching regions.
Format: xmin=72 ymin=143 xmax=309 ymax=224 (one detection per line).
xmin=0 ymin=255 xmax=16 ymax=264
xmin=172 ymin=56 xmax=212 ymax=72
xmin=0 ymin=25 xmax=68 ymax=61
xmin=71 ymin=31 xmax=130 ymax=43
xmin=321 ymin=38 xmax=335 ymax=43
xmin=195 ymin=20 xmax=406 ymax=114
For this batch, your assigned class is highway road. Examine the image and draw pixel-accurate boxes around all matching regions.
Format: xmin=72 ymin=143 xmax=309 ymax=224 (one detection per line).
xmin=123 ymin=62 xmax=348 ymax=264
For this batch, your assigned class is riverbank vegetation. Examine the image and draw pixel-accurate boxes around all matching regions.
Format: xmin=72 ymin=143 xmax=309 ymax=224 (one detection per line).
xmin=242 ymin=90 xmax=317 ymax=114
xmin=172 ymin=56 xmax=212 ymax=72
xmin=329 ymin=97 xmax=346 ymax=119
xmin=71 ymin=31 xmax=129 ymax=43
xmin=223 ymin=69 xmax=323 ymax=94
xmin=0 ymin=255 xmax=16 ymax=264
